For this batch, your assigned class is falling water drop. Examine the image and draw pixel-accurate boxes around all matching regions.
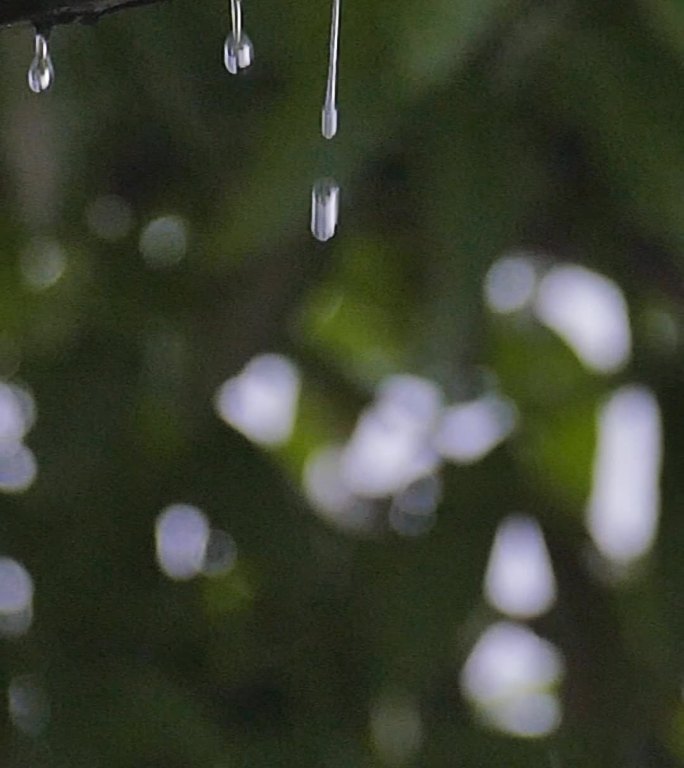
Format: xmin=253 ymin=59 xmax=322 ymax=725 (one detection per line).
xmin=27 ymin=29 xmax=54 ymax=94
xmin=224 ymin=0 xmax=254 ymax=74
xmin=311 ymin=179 xmax=340 ymax=242
xmin=321 ymin=0 xmax=341 ymax=138
xmin=224 ymin=32 xmax=254 ymax=74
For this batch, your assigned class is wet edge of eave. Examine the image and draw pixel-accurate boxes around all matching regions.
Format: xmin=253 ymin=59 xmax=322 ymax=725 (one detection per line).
xmin=0 ymin=0 xmax=166 ymax=30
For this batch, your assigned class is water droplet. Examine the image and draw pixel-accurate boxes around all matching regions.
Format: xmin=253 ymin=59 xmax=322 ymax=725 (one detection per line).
xmin=27 ymin=31 xmax=54 ymax=94
xmin=311 ymin=179 xmax=339 ymax=242
xmin=224 ymin=0 xmax=254 ymax=74
xmin=321 ymin=0 xmax=341 ymax=138
xmin=224 ymin=33 xmax=254 ymax=74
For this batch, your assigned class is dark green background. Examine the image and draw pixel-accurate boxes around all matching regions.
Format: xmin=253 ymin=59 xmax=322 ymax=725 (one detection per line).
xmin=1 ymin=0 xmax=684 ymax=764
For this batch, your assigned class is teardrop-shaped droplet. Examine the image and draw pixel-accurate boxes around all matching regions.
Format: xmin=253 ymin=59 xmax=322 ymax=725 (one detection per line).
xmin=223 ymin=32 xmax=254 ymax=74
xmin=27 ymin=33 xmax=54 ymax=94
xmin=321 ymin=0 xmax=341 ymax=139
xmin=311 ymin=179 xmax=339 ymax=242
xmin=322 ymin=105 xmax=338 ymax=141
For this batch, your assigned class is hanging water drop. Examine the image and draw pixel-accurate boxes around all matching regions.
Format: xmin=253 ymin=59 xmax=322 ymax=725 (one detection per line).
xmin=321 ymin=0 xmax=341 ymax=138
xmin=27 ymin=29 xmax=54 ymax=94
xmin=224 ymin=0 xmax=254 ymax=74
xmin=224 ymin=32 xmax=254 ymax=74
xmin=311 ymin=179 xmax=339 ymax=242
xmin=312 ymin=1 xmax=342 ymax=238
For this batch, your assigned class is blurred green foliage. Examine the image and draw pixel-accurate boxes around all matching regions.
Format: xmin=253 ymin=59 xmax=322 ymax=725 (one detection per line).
xmin=1 ymin=0 xmax=684 ymax=766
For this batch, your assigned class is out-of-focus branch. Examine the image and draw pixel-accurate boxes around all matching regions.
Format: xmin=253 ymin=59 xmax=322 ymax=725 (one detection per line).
xmin=0 ymin=0 xmax=164 ymax=29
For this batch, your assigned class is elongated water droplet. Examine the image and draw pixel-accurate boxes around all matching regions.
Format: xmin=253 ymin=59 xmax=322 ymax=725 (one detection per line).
xmin=224 ymin=0 xmax=254 ymax=74
xmin=28 ymin=31 xmax=54 ymax=94
xmin=311 ymin=179 xmax=339 ymax=242
xmin=321 ymin=0 xmax=341 ymax=138
xmin=224 ymin=32 xmax=254 ymax=74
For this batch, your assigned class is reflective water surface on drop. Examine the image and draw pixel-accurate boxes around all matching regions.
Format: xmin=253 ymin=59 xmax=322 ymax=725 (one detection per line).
xmin=311 ymin=179 xmax=340 ymax=242
xmin=224 ymin=33 xmax=254 ymax=74
xmin=28 ymin=33 xmax=54 ymax=94
xmin=321 ymin=0 xmax=341 ymax=139
xmin=224 ymin=0 xmax=253 ymax=74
